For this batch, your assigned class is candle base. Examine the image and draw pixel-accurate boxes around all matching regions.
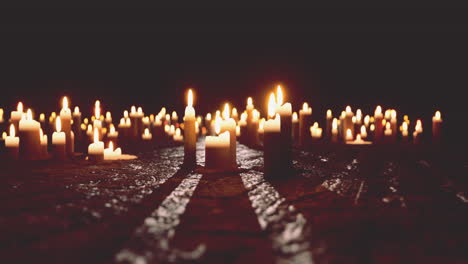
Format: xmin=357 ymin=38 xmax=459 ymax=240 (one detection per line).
xmin=88 ymin=153 xmax=104 ymax=162
xmin=52 ymin=144 xmax=67 ymax=161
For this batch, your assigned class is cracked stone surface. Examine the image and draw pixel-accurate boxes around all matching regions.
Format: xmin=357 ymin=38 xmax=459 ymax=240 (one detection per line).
xmin=0 ymin=141 xmax=467 ymax=263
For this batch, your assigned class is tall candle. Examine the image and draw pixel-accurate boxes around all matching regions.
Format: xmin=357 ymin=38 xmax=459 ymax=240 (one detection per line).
xmin=59 ymin=97 xmax=73 ymax=155
xmin=205 ymin=121 xmax=231 ymax=170
xmin=432 ymin=111 xmax=442 ymax=144
xmin=343 ymin=106 xmax=354 ymax=141
xmin=414 ymin=119 xmax=423 ymax=145
xmin=326 ymin=109 xmax=333 ymax=139
xmin=360 ymin=125 xmax=367 ymax=139
xmin=18 ymin=109 xmax=41 ymax=160
xmin=331 ymin=118 xmax=339 ymax=143
xmin=299 ymin=102 xmax=312 ymax=146
xmin=374 ymin=105 xmax=384 ymax=143
xmin=221 ymin=104 xmax=237 ymax=167
xmin=263 ymin=114 xmax=282 ymax=177
xmin=292 ymin=112 xmax=299 ymax=143
xmin=72 ymin=106 xmax=82 ymax=140
xmin=52 ymin=117 xmax=66 ymax=160
xmin=10 ymin=102 xmax=23 ymax=132
xmin=401 ymin=122 xmax=409 ymax=143
xmin=88 ymin=127 xmax=104 ymax=162
xmin=183 ymin=89 xmax=196 ymax=165
xmin=5 ymin=124 xmax=19 ymax=160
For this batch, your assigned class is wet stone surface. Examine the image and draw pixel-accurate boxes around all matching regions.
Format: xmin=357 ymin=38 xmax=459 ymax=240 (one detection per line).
xmin=0 ymin=141 xmax=467 ymax=263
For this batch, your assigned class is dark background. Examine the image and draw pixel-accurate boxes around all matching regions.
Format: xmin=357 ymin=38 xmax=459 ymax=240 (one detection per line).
xmin=0 ymin=8 xmax=466 ymax=147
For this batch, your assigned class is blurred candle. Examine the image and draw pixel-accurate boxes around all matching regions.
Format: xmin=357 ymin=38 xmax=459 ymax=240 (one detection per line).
xmin=345 ymin=128 xmax=353 ymax=142
xmin=5 ymin=124 xmax=19 ymax=160
xmin=414 ymin=119 xmax=423 ymax=144
xmin=299 ymin=102 xmax=312 ymax=146
xmin=205 ymin=120 xmax=231 ymax=170
xmin=344 ymin=106 xmax=354 ymax=141
xmin=40 ymin=129 xmax=48 ymax=159
xmin=107 ymin=123 xmax=119 ymax=144
xmin=10 ymin=102 xmax=23 ymax=131
xmin=374 ymin=106 xmax=384 ymax=143
xmin=326 ymin=109 xmax=333 ymax=139
xmin=292 ymin=112 xmax=299 ymax=143
xmin=360 ymin=125 xmax=367 ymax=139
xmin=331 ymin=118 xmax=339 ymax=143
xmin=72 ymin=106 xmax=82 ymax=140
xmin=88 ymin=128 xmax=104 ymax=162
xmin=432 ymin=111 xmax=442 ymax=144
xmin=401 ymin=122 xmax=409 ymax=142
xmin=263 ymin=114 xmax=282 ymax=177
xmin=384 ymin=122 xmax=393 ymax=143
xmin=221 ymin=104 xmax=237 ymax=167
xmin=183 ymin=89 xmax=196 ymax=165
xmin=19 ymin=109 xmax=41 ymax=160
xmin=104 ymin=141 xmax=119 ymax=160
xmin=347 ymin=134 xmax=372 ymax=145
xmin=173 ymin=128 xmax=183 ymax=142
xmin=52 ymin=117 xmax=66 ymax=160
xmin=60 ymin=97 xmax=73 ymax=155
xmin=142 ymin=128 xmax=152 ymax=141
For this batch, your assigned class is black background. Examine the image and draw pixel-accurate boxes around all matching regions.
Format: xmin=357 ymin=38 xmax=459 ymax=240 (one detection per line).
xmin=0 ymin=8 xmax=466 ymax=147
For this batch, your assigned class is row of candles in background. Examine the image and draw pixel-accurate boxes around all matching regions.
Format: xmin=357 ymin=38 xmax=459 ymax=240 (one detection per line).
xmin=0 ymin=86 xmax=443 ymax=175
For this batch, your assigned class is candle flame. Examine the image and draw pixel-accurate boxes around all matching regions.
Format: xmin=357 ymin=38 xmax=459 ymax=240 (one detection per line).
xmin=62 ymin=96 xmax=69 ymax=109
xmin=187 ymin=89 xmax=193 ymax=107
xmin=106 ymin=112 xmax=111 ymax=120
xmin=206 ymin=113 xmax=212 ymax=120
xmin=39 ymin=113 xmax=45 ymax=122
xmin=131 ymin=106 xmax=136 ymax=114
xmin=326 ymin=109 xmax=332 ymax=118
xmin=172 ymin=111 xmax=177 ymax=119
xmin=109 ymin=141 xmax=114 ymax=151
xmin=361 ymin=125 xmax=366 ymax=135
xmin=370 ymin=124 xmax=375 ymax=131
xmin=332 ymin=118 xmax=338 ymax=130
xmin=375 ymin=105 xmax=382 ymax=115
xmin=346 ymin=105 xmax=352 ymax=113
xmin=247 ymin=97 xmax=253 ymax=107
xmin=292 ymin=112 xmax=298 ymax=121
xmin=302 ymin=102 xmax=309 ymax=111
xmin=346 ymin=129 xmax=353 ymax=141
xmin=56 ymin=116 xmax=62 ymax=132
xmin=110 ymin=124 xmax=115 ymax=133
xmin=356 ymin=134 xmax=362 ymax=141
xmin=137 ymin=107 xmax=143 ymax=115
xmin=17 ymin=102 xmax=23 ymax=112
xmin=74 ymin=106 xmax=79 ymax=114
xmin=93 ymin=127 xmax=99 ymax=143
xmin=215 ymin=117 xmax=221 ymax=135
xmin=120 ymin=118 xmax=125 ymax=125
xmin=356 ymin=109 xmax=362 ymax=117
xmin=385 ymin=122 xmax=391 ymax=130
xmin=223 ymin=103 xmax=230 ymax=120
xmin=232 ymin=107 xmax=238 ymax=116
xmin=402 ymin=122 xmax=408 ymax=131
xmin=276 ymin=85 xmax=283 ymax=106
xmin=95 ymin=100 xmax=100 ymax=119
xmin=268 ymin=92 xmax=276 ymax=118
xmin=2 ymin=132 xmax=6 ymax=140
xmin=27 ymin=109 xmax=32 ymax=120
xmin=175 ymin=128 xmax=181 ymax=137
xmin=435 ymin=111 xmax=441 ymax=119
xmin=391 ymin=109 xmax=397 ymax=119
xmin=9 ymin=124 xmax=15 ymax=137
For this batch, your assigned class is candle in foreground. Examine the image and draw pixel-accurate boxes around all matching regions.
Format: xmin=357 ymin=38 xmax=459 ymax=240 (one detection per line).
xmin=183 ymin=89 xmax=196 ymax=165
xmin=52 ymin=117 xmax=66 ymax=160
xmin=5 ymin=124 xmax=19 ymax=160
xmin=205 ymin=121 xmax=231 ymax=170
xmin=432 ymin=111 xmax=442 ymax=143
xmin=263 ymin=114 xmax=282 ymax=177
xmin=88 ymin=128 xmax=104 ymax=162
xmin=18 ymin=109 xmax=41 ymax=160
xmin=104 ymin=141 xmax=121 ymax=160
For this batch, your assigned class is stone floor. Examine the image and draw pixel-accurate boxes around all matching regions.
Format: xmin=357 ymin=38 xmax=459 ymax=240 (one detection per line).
xmin=0 ymin=140 xmax=467 ymax=263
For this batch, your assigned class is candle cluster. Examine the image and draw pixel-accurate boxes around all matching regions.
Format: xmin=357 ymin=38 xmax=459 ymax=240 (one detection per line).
xmin=0 ymin=86 xmax=444 ymax=174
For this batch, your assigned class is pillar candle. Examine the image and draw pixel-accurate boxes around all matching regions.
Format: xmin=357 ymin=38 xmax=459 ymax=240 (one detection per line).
xmin=299 ymin=102 xmax=312 ymax=146
xmin=345 ymin=128 xmax=354 ymax=142
xmin=88 ymin=127 xmax=104 ymax=162
xmin=292 ymin=112 xmax=299 ymax=143
xmin=343 ymin=106 xmax=354 ymax=141
xmin=40 ymin=129 xmax=48 ymax=159
xmin=374 ymin=106 xmax=384 ymax=143
xmin=390 ymin=110 xmax=397 ymax=141
xmin=104 ymin=141 xmax=120 ymax=160
xmin=72 ymin=106 xmax=82 ymax=137
xmin=10 ymin=102 xmax=23 ymax=132
xmin=221 ymin=105 xmax=237 ymax=167
xmin=59 ymin=97 xmax=73 ymax=155
xmin=52 ymin=117 xmax=66 ymax=160
xmin=360 ymin=125 xmax=367 ymax=139
xmin=5 ymin=124 xmax=19 ymax=160
xmin=183 ymin=89 xmax=196 ymax=165
xmin=432 ymin=111 xmax=442 ymax=144
xmin=325 ymin=109 xmax=333 ymax=139
xmin=414 ymin=119 xmax=423 ymax=145
xmin=384 ymin=122 xmax=394 ymax=144
xmin=18 ymin=109 xmax=41 ymax=161
xmin=205 ymin=120 xmax=230 ymax=170
xmin=263 ymin=114 xmax=282 ymax=177
xmin=331 ymin=118 xmax=339 ymax=143
xmin=401 ymin=122 xmax=409 ymax=143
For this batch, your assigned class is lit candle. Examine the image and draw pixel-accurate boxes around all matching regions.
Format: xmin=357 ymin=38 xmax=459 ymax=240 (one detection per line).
xmin=104 ymin=141 xmax=120 ymax=160
xmin=236 ymin=125 xmax=241 ymax=137
xmin=0 ymin=108 xmax=4 ymax=124
xmin=374 ymin=106 xmax=384 ymax=143
xmin=299 ymin=102 xmax=312 ymax=146
xmin=401 ymin=122 xmax=409 ymax=142
xmin=221 ymin=104 xmax=237 ymax=167
xmin=292 ymin=112 xmax=299 ymax=143
xmin=384 ymin=122 xmax=394 ymax=143
xmin=432 ymin=111 xmax=442 ymax=143
xmin=142 ymin=128 xmax=153 ymax=141
xmin=343 ymin=106 xmax=354 ymax=141
xmin=52 ymin=117 xmax=66 ymax=160
xmin=40 ymin=129 xmax=48 ymax=159
xmin=59 ymin=97 xmax=73 ymax=155
xmin=10 ymin=102 xmax=24 ymax=132
xmin=360 ymin=125 xmax=367 ymax=139
xmin=107 ymin=123 xmax=119 ymax=144
xmin=105 ymin=111 xmax=112 ymax=126
xmin=345 ymin=128 xmax=353 ymax=142
xmin=310 ymin=122 xmax=323 ymax=140
xmin=171 ymin=111 xmax=178 ymax=124
xmin=18 ymin=109 xmax=41 ymax=160
xmin=414 ymin=119 xmax=423 ymax=145
xmin=331 ymin=118 xmax=339 ymax=143
xmin=183 ymin=89 xmax=196 ymax=165
xmin=173 ymin=128 xmax=183 ymax=142
xmin=326 ymin=109 xmax=333 ymax=139
xmin=88 ymin=127 xmax=104 ymax=162
xmin=245 ymin=97 xmax=256 ymax=145
xmin=231 ymin=107 xmax=239 ymax=122
xmin=205 ymin=120 xmax=231 ymax=170
xmin=130 ymin=105 xmax=143 ymax=139
xmin=347 ymin=134 xmax=372 ymax=145
xmin=205 ymin=113 xmax=212 ymax=135
xmin=5 ymin=124 xmax=19 ymax=160
xmin=263 ymin=114 xmax=282 ymax=177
